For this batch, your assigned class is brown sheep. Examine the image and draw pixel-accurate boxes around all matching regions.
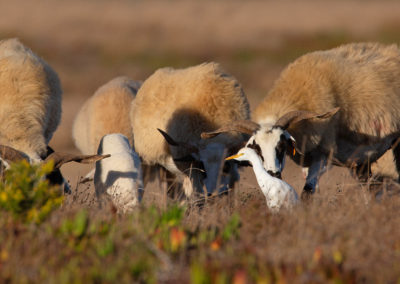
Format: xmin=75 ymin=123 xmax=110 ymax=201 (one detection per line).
xmin=131 ymin=62 xmax=250 ymax=198
xmin=72 ymin=76 xmax=142 ymax=155
xmin=0 ymin=38 xmax=62 ymax=162
xmin=0 ymin=38 xmax=107 ymax=191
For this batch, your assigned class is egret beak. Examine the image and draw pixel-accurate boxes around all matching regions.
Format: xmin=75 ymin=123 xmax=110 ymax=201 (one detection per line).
xmin=225 ymin=153 xmax=244 ymax=160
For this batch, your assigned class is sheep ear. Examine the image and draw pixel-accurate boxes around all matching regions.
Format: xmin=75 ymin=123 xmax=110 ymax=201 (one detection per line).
xmin=0 ymin=145 xmax=29 ymax=162
xmin=201 ymin=120 xmax=260 ymax=139
xmin=275 ymin=107 xmax=340 ymax=129
xmin=157 ymin=128 xmax=199 ymax=154
xmin=44 ymin=152 xmax=111 ymax=169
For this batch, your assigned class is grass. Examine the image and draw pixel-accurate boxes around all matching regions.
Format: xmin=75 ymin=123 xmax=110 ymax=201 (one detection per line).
xmin=1 ymin=162 xmax=400 ymax=283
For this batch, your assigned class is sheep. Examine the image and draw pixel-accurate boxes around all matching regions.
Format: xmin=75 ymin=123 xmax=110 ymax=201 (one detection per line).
xmin=94 ymin=133 xmax=143 ymax=213
xmin=226 ymin=146 xmax=298 ymax=212
xmin=0 ymin=38 xmax=107 ymax=189
xmin=130 ymin=62 xmax=250 ymax=198
xmin=72 ymin=76 xmax=142 ymax=155
xmin=0 ymin=38 xmax=61 ymax=162
xmin=71 ymin=76 xmax=142 ymax=182
xmin=202 ymin=42 xmax=400 ymax=200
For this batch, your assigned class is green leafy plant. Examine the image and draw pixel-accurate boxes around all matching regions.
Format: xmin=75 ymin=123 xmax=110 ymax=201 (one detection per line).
xmin=0 ymin=160 xmax=64 ymax=224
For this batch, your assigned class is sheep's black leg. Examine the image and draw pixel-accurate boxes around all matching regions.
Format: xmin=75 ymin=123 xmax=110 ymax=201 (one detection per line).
xmin=392 ymin=139 xmax=400 ymax=183
xmin=301 ymin=155 xmax=327 ymax=201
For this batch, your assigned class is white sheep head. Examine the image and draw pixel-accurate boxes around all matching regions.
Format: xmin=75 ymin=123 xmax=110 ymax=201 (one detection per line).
xmin=201 ymin=108 xmax=340 ymax=179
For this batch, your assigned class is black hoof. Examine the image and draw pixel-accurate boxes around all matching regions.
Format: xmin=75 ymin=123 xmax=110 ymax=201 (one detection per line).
xmin=301 ymin=184 xmax=314 ymax=202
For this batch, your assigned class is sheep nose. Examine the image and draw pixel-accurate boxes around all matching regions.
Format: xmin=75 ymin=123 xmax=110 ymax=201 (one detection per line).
xmin=267 ymin=170 xmax=282 ymax=179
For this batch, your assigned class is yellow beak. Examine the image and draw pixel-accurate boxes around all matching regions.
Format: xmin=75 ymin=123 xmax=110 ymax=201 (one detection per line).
xmin=225 ymin=153 xmax=244 ymax=160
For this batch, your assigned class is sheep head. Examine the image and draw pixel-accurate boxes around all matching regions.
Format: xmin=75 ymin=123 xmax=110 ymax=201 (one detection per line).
xmin=157 ymin=128 xmax=231 ymax=195
xmin=0 ymin=144 xmax=110 ymax=192
xmin=201 ymin=108 xmax=340 ymax=178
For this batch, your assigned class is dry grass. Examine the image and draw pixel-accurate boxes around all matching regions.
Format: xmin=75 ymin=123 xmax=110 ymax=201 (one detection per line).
xmin=1 ymin=174 xmax=400 ymax=282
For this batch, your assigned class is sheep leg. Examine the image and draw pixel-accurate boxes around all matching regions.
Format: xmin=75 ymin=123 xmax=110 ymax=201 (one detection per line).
xmin=301 ymin=156 xmax=327 ymax=200
xmin=142 ymin=164 xmax=157 ymax=187
xmin=392 ymin=139 xmax=400 ymax=183
xmin=158 ymin=167 xmax=169 ymax=209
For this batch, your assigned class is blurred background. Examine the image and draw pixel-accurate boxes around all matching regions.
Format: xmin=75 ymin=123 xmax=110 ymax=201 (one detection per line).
xmin=1 ymin=0 xmax=400 ymax=152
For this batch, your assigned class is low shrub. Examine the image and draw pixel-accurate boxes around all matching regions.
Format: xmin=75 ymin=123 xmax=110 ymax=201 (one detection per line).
xmin=0 ymin=160 xmax=64 ymax=224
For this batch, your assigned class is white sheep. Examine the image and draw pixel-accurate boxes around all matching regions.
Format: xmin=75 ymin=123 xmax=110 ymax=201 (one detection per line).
xmin=202 ymin=43 xmax=400 ymax=199
xmin=72 ymin=76 xmax=142 ymax=155
xmin=130 ymin=62 xmax=250 ymax=198
xmin=226 ymin=146 xmax=298 ymax=212
xmin=0 ymin=38 xmax=107 ymax=189
xmin=94 ymin=134 xmax=143 ymax=213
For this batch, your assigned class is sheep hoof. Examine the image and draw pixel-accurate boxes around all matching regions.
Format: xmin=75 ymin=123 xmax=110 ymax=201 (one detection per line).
xmin=63 ymin=183 xmax=72 ymax=195
xmin=301 ymin=184 xmax=314 ymax=202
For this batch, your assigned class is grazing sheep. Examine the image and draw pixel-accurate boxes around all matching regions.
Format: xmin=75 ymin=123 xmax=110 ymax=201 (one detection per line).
xmin=0 ymin=38 xmax=62 ymax=162
xmin=131 ymin=62 xmax=250 ymax=197
xmin=72 ymin=76 xmax=142 ymax=155
xmin=94 ymin=133 xmax=143 ymax=213
xmin=226 ymin=146 xmax=298 ymax=212
xmin=202 ymin=43 xmax=400 ymax=199
xmin=0 ymin=38 xmax=108 ymax=190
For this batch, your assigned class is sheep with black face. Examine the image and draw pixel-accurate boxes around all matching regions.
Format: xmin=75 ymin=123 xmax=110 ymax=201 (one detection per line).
xmin=131 ymin=62 xmax=250 ymax=198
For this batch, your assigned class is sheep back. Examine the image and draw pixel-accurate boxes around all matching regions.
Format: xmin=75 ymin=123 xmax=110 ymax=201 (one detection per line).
xmin=72 ymin=76 xmax=141 ymax=154
xmin=131 ymin=62 xmax=250 ymax=165
xmin=0 ymin=38 xmax=62 ymax=159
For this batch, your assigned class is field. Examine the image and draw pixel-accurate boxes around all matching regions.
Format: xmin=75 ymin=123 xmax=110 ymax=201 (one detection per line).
xmin=1 ymin=0 xmax=400 ymax=282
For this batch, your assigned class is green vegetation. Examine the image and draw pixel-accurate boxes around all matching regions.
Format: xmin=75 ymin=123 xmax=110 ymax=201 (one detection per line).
xmin=0 ymin=160 xmax=63 ymax=224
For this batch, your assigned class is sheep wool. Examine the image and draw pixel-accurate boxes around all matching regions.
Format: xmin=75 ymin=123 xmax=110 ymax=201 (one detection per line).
xmin=73 ymin=76 xmax=141 ymax=155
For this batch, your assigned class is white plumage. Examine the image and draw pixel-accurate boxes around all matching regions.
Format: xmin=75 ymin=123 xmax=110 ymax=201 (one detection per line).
xmin=94 ymin=133 xmax=143 ymax=213
xmin=226 ymin=147 xmax=298 ymax=212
